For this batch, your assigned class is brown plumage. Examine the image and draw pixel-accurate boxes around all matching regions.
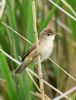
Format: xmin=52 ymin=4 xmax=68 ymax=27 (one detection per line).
xmin=15 ymin=28 xmax=56 ymax=74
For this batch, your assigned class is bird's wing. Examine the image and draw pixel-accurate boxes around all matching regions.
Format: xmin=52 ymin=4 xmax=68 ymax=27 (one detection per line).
xmin=21 ymin=44 xmax=36 ymax=61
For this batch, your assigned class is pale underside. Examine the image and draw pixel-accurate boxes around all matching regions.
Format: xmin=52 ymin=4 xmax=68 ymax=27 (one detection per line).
xmin=15 ymin=34 xmax=55 ymax=74
xmin=24 ymin=35 xmax=55 ymax=64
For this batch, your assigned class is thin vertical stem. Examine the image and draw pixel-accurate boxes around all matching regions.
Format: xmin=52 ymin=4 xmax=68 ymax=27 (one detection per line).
xmin=0 ymin=0 xmax=6 ymax=19
xmin=32 ymin=0 xmax=45 ymax=100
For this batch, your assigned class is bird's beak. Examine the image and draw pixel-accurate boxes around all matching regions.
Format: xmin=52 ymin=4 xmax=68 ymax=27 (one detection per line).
xmin=56 ymin=33 xmax=58 ymax=35
xmin=54 ymin=33 xmax=59 ymax=37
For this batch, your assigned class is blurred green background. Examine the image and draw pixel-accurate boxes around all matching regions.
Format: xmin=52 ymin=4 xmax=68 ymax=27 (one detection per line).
xmin=0 ymin=0 xmax=76 ymax=100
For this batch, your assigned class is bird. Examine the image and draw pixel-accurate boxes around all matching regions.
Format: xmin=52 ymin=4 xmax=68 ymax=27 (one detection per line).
xmin=15 ymin=28 xmax=57 ymax=74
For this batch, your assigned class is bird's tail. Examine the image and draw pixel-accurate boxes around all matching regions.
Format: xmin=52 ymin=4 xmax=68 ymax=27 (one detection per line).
xmin=15 ymin=62 xmax=27 ymax=74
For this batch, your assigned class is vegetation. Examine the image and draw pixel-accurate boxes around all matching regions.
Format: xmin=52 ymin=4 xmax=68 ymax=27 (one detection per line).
xmin=0 ymin=0 xmax=76 ymax=100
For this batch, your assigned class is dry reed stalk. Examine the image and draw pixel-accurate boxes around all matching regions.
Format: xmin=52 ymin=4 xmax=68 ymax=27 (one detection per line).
xmin=0 ymin=0 xmax=6 ymax=19
xmin=32 ymin=0 xmax=45 ymax=100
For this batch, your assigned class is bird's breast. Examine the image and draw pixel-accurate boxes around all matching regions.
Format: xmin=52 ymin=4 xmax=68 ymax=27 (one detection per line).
xmin=40 ymin=38 xmax=54 ymax=62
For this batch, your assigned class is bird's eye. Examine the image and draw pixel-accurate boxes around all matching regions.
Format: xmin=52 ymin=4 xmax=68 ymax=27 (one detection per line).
xmin=47 ymin=33 xmax=51 ymax=35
